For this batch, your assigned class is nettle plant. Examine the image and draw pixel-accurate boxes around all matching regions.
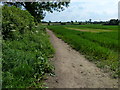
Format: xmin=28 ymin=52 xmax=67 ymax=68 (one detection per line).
xmin=2 ymin=5 xmax=35 ymax=40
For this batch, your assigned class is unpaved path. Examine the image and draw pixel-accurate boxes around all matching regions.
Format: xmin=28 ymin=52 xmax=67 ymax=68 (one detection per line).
xmin=46 ymin=29 xmax=118 ymax=88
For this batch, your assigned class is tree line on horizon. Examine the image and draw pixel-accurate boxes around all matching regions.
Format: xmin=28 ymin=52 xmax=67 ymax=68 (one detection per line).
xmin=42 ymin=19 xmax=119 ymax=25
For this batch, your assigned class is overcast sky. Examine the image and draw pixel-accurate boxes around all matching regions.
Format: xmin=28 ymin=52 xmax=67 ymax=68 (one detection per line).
xmin=43 ymin=0 xmax=118 ymax=22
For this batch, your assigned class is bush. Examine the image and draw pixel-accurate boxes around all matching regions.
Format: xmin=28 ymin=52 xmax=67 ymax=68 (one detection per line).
xmin=61 ymin=22 xmax=66 ymax=25
xmin=2 ymin=5 xmax=35 ymax=39
xmin=2 ymin=5 xmax=54 ymax=88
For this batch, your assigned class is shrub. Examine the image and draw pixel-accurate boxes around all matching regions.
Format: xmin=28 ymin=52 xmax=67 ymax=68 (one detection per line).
xmin=2 ymin=5 xmax=54 ymax=88
xmin=2 ymin=5 xmax=35 ymax=39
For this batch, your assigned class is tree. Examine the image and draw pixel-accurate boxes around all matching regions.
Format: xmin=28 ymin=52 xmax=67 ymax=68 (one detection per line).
xmin=71 ymin=21 xmax=73 ymax=24
xmin=4 ymin=2 xmax=70 ymax=22
xmin=89 ymin=19 xmax=92 ymax=23
xmin=48 ymin=21 xmax=51 ymax=25
xmin=109 ymin=19 xmax=119 ymax=25
xmin=103 ymin=19 xmax=119 ymax=25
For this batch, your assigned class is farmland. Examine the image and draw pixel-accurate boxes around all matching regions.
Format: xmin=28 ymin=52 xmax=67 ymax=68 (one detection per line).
xmin=47 ymin=24 xmax=119 ymax=78
xmin=65 ymin=24 xmax=118 ymax=31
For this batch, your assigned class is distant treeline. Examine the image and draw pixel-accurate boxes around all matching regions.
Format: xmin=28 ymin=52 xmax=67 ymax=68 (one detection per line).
xmin=42 ymin=19 xmax=119 ymax=25
xmin=103 ymin=19 xmax=119 ymax=25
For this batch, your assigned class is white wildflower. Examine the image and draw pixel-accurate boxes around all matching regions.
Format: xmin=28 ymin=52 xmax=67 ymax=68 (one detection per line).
xmin=26 ymin=26 xmax=29 ymax=28
xmin=36 ymin=30 xmax=38 ymax=33
xmin=11 ymin=30 xmax=16 ymax=32
xmin=10 ymin=24 xmax=14 ymax=27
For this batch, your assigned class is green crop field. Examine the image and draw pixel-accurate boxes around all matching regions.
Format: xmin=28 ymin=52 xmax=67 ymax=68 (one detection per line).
xmin=65 ymin=24 xmax=118 ymax=31
xmin=47 ymin=25 xmax=119 ymax=78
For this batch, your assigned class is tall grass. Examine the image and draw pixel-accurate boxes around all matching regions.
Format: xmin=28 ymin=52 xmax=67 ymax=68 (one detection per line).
xmin=76 ymin=32 xmax=119 ymax=52
xmin=98 ymin=32 xmax=118 ymax=40
xmin=3 ymin=26 xmax=54 ymax=88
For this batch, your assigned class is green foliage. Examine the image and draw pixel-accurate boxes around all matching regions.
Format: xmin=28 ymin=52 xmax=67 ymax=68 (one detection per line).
xmin=48 ymin=25 xmax=119 ymax=78
xmin=3 ymin=26 xmax=54 ymax=88
xmin=4 ymin=2 xmax=70 ymax=22
xmin=2 ymin=5 xmax=35 ymax=39
xmin=104 ymin=19 xmax=119 ymax=25
xmin=2 ymin=5 xmax=54 ymax=88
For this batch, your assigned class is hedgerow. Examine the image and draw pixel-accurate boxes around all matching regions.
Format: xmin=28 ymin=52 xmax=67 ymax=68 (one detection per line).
xmin=2 ymin=5 xmax=35 ymax=39
xmin=2 ymin=6 xmax=54 ymax=88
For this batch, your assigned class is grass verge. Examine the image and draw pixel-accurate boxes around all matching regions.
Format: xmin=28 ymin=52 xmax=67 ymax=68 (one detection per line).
xmin=2 ymin=26 xmax=54 ymax=88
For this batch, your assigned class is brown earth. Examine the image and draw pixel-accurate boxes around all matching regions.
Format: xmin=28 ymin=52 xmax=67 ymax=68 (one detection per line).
xmin=65 ymin=27 xmax=112 ymax=33
xmin=45 ymin=29 xmax=118 ymax=88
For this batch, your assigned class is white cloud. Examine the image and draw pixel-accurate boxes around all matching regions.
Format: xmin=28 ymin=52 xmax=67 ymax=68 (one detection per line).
xmin=43 ymin=0 xmax=119 ymax=22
